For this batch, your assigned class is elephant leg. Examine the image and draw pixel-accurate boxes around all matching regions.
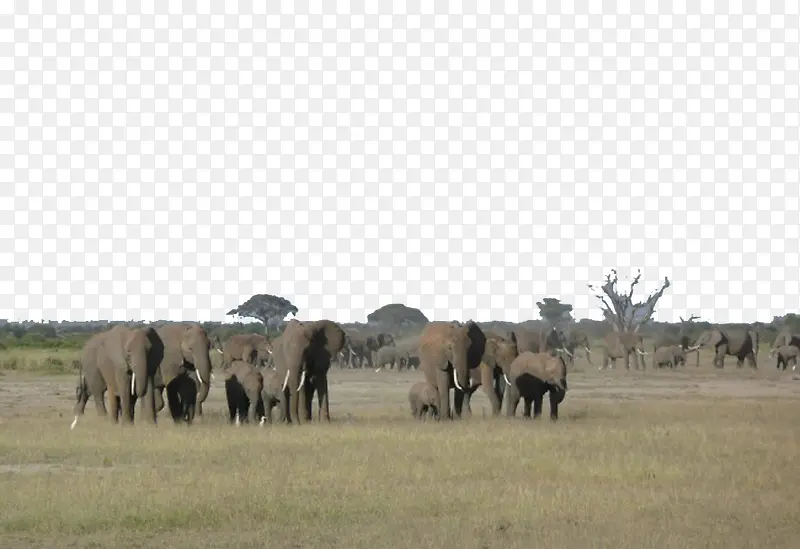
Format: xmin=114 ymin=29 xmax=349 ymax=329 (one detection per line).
xmin=302 ymin=382 xmax=314 ymax=422
xmin=532 ymin=396 xmax=543 ymax=419
xmin=107 ymin=385 xmax=120 ymax=424
xmin=452 ymin=389 xmax=465 ymax=419
xmin=316 ymin=375 xmax=330 ymax=422
xmin=139 ymin=374 xmax=157 ymax=425
xmin=461 ymin=389 xmax=474 ymax=418
xmin=92 ymin=393 xmax=107 ymax=417
xmin=226 ymin=384 xmax=237 ymax=424
xmin=115 ymin=372 xmax=134 ymax=424
xmin=746 ymin=352 xmax=757 ymax=369
xmin=548 ymin=391 xmax=560 ymax=421
xmin=522 ymin=397 xmax=532 ymax=418
xmin=166 ymin=383 xmax=183 ymax=424
xmin=505 ymin=382 xmax=520 ymax=417
xmin=247 ymin=391 xmax=259 ymax=424
xmin=435 ymin=370 xmax=452 ymax=420
xmin=623 ymin=351 xmax=631 ymax=370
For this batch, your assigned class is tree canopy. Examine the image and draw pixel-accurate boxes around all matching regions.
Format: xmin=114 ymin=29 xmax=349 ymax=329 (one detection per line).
xmin=536 ymin=297 xmax=574 ymax=327
xmin=226 ymin=294 xmax=298 ymax=332
xmin=588 ymin=269 xmax=671 ymax=333
xmin=367 ymin=303 xmax=429 ymax=327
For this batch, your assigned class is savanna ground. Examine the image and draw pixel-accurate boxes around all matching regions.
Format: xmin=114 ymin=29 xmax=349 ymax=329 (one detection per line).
xmin=0 ymin=348 xmax=799 ymax=549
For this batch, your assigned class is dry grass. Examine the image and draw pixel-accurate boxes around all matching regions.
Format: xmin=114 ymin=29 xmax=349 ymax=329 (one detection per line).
xmin=1 ymin=356 xmax=799 ymax=548
xmin=0 ymin=348 xmax=80 ymax=375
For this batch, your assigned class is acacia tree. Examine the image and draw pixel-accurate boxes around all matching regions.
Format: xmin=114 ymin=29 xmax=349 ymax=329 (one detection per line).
xmin=588 ymin=269 xmax=671 ymax=334
xmin=226 ymin=294 xmax=299 ymax=335
xmin=536 ymin=297 xmax=574 ymax=328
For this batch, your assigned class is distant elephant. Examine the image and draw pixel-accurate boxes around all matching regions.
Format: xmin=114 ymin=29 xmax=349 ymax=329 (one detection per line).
xmin=374 ymin=345 xmax=410 ymax=370
xmin=408 ymin=381 xmax=439 ymax=419
xmin=256 ymin=368 xmax=287 ymax=424
xmin=418 ymin=320 xmax=487 ymax=420
xmin=221 ymin=333 xmax=273 ymax=369
xmin=509 ymin=327 xmax=566 ymax=355
xmin=367 ymin=332 xmax=396 ymax=364
xmin=687 ymin=328 xmax=757 ymax=368
xmin=772 ymin=327 xmax=800 ymax=349
xmin=223 ymin=360 xmax=265 ymax=425
xmin=272 ymin=319 xmax=346 ymax=424
xmin=458 ymin=332 xmax=519 ymax=417
xmin=341 ymin=334 xmax=371 ymax=368
xmin=71 ymin=324 xmax=163 ymax=429
xmin=564 ymin=329 xmax=593 ymax=365
xmin=770 ymin=345 xmax=798 ymax=371
xmin=153 ymin=323 xmax=214 ymax=423
xmin=597 ymin=331 xmax=647 ymax=370
xmin=505 ymin=351 xmax=568 ymax=420
xmin=652 ymin=345 xmax=686 ymax=369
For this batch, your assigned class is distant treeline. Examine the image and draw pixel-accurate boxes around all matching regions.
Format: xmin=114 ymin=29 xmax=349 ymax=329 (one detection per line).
xmin=1 ymin=313 xmax=798 ymax=350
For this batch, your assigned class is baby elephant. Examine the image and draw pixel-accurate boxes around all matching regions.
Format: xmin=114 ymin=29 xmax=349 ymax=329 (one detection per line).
xmin=256 ymin=368 xmax=287 ymax=424
xmin=505 ymin=351 xmax=568 ymax=420
xmin=771 ymin=345 xmax=799 ymax=371
xmin=408 ymin=381 xmax=440 ymax=420
xmin=652 ymin=345 xmax=686 ymax=369
xmin=224 ymin=360 xmax=265 ymax=425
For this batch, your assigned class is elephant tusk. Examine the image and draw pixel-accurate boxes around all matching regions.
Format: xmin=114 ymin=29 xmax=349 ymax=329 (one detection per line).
xmin=216 ymin=348 xmax=223 ymax=354
xmin=281 ymin=369 xmax=290 ymax=391
xmin=196 ymin=370 xmax=205 ymax=385
xmin=298 ymin=370 xmax=306 ymax=391
xmin=559 ymin=347 xmax=573 ymax=357
xmin=452 ymin=369 xmax=463 ymax=391
xmin=130 ymin=373 xmax=136 ymax=395
xmin=235 ymin=414 xmax=241 ymax=426
xmin=259 ymin=416 xmax=267 ymax=426
xmin=211 ymin=373 xmax=216 ymax=381
xmin=584 ymin=346 xmax=595 ymax=355
xmin=70 ymin=415 xmax=78 ymax=430
xmin=503 ymin=374 xmax=511 ymax=386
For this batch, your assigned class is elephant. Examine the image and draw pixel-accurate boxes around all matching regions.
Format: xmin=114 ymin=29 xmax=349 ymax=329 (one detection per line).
xmin=166 ymin=372 xmax=199 ymax=424
xmin=374 ymin=345 xmax=411 ymax=370
xmin=224 ymin=360 xmax=265 ymax=425
xmin=504 ymin=351 xmax=568 ymax=420
xmin=272 ymin=319 xmax=346 ymax=424
xmin=687 ymin=328 xmax=757 ymax=368
xmin=509 ymin=327 xmax=566 ymax=355
xmin=256 ymin=368 xmax=287 ymax=424
xmin=772 ymin=327 xmax=800 ymax=350
xmin=563 ymin=329 xmax=593 ymax=366
xmin=408 ymin=381 xmax=439 ymax=420
xmin=341 ymin=331 xmax=396 ymax=368
xmin=770 ymin=345 xmax=799 ymax=371
xmin=220 ymin=333 xmax=273 ymax=369
xmin=457 ymin=332 xmax=519 ymax=417
xmin=652 ymin=345 xmax=686 ymax=369
xmin=597 ymin=331 xmax=647 ymax=370
xmin=71 ymin=325 xmax=163 ymax=428
xmin=152 ymin=323 xmax=214 ymax=423
xmin=418 ymin=320 xmax=487 ymax=420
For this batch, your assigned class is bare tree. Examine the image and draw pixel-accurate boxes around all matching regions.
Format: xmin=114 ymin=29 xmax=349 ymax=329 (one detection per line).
xmin=588 ymin=269 xmax=671 ymax=333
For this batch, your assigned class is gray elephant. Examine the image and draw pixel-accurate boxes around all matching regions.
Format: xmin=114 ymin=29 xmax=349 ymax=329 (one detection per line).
xmin=509 ymin=327 xmax=566 ymax=355
xmin=597 ymin=331 xmax=647 ymax=370
xmin=272 ymin=319 xmax=346 ymax=424
xmin=505 ymin=351 xmax=568 ymax=420
xmin=408 ymin=381 xmax=439 ymax=419
xmin=256 ymin=368 xmax=287 ymax=424
xmin=773 ymin=327 xmax=800 ymax=349
xmin=687 ymin=328 xmax=757 ymax=368
xmin=770 ymin=345 xmax=799 ymax=371
xmin=563 ymin=329 xmax=593 ymax=366
xmin=221 ymin=333 xmax=273 ymax=369
xmin=418 ymin=320 xmax=487 ymax=420
xmin=652 ymin=345 xmax=686 ymax=369
xmin=152 ymin=323 xmax=214 ymax=423
xmin=223 ymin=360 xmax=265 ymax=425
xmin=71 ymin=325 xmax=163 ymax=429
xmin=374 ymin=345 xmax=409 ymax=370
xmin=457 ymin=332 xmax=519 ymax=417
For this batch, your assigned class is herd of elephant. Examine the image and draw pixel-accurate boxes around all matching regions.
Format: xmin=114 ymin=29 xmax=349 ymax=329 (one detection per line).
xmin=70 ymin=319 xmax=800 ymax=429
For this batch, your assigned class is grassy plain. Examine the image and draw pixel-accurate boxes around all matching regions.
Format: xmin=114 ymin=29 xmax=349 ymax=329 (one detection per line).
xmin=0 ymin=350 xmax=799 ymax=549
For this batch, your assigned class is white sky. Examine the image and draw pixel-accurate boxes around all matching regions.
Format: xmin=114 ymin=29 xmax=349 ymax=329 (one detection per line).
xmin=3 ymin=3 xmax=799 ymax=324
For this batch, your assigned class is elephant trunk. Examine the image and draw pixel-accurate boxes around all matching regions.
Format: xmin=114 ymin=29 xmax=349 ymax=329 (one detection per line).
xmin=192 ymin=350 xmax=213 ymax=404
xmin=129 ymin=347 xmax=150 ymax=398
xmin=451 ymin=346 xmax=470 ymax=391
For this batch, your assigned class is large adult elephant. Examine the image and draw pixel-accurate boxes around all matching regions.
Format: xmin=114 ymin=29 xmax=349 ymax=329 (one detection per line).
xmin=505 ymin=351 xmax=568 ymax=420
xmin=221 ymin=333 xmax=273 ymax=368
xmin=687 ymin=328 xmax=757 ymax=368
xmin=509 ymin=327 xmax=567 ymax=355
xmin=773 ymin=327 xmax=800 ymax=349
xmin=457 ymin=332 xmax=519 ymax=417
xmin=71 ymin=325 xmax=163 ymax=428
xmin=272 ymin=319 xmax=346 ymax=424
xmin=597 ymin=331 xmax=647 ymax=370
xmin=418 ymin=320 xmax=487 ymax=420
xmin=563 ymin=329 xmax=593 ymax=366
xmin=152 ymin=323 xmax=214 ymax=423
